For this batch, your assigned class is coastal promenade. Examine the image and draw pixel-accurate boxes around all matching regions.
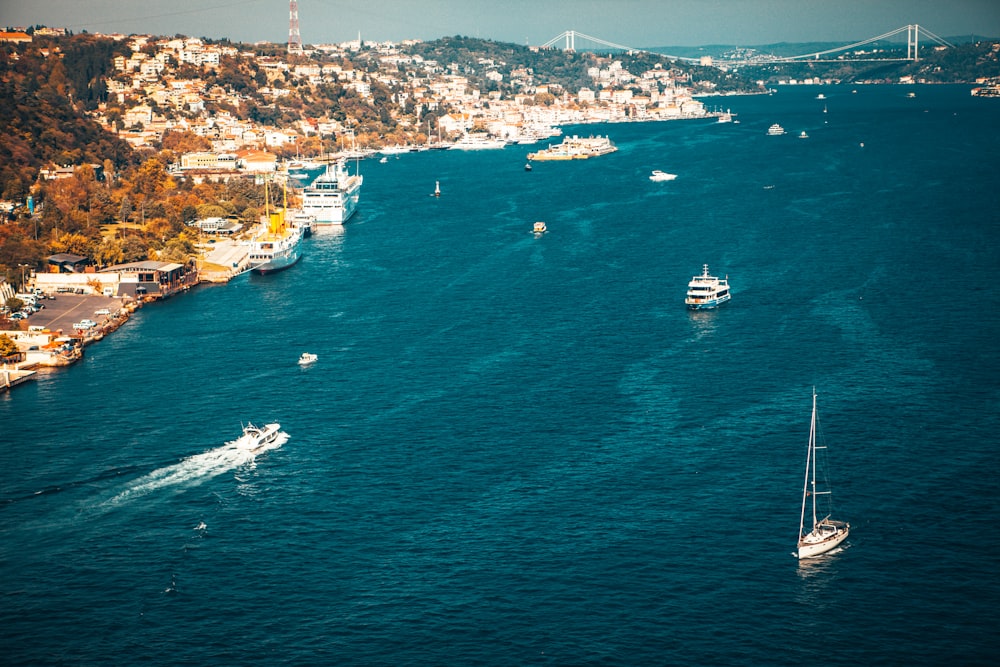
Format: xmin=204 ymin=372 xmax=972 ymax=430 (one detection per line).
xmin=198 ymin=239 xmax=251 ymax=282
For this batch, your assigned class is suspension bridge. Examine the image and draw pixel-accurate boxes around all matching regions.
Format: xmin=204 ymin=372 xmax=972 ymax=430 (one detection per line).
xmin=541 ymin=24 xmax=954 ymax=65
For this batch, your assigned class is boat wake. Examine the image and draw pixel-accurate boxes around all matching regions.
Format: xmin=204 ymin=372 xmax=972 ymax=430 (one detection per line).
xmin=103 ymin=432 xmax=288 ymax=507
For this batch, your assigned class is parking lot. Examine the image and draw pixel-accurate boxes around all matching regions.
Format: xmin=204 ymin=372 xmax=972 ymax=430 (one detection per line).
xmin=15 ymin=292 xmax=127 ymax=334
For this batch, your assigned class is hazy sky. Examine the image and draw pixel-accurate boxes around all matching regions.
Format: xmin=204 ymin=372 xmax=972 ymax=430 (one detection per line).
xmin=2 ymin=0 xmax=999 ymax=47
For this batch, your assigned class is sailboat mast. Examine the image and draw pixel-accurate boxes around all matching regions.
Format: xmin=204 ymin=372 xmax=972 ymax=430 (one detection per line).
xmin=810 ymin=389 xmax=819 ymax=530
xmin=799 ymin=389 xmax=816 ymax=540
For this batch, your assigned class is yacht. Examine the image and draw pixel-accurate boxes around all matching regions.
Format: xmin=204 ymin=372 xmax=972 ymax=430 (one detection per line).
xmin=233 ymin=422 xmax=281 ymax=452
xmin=298 ymin=352 xmax=318 ymax=366
xmin=649 ymin=170 xmax=677 ymax=182
xmin=300 ymin=160 xmax=363 ymax=225
xmin=685 ymin=264 xmax=731 ymax=310
xmin=767 ymin=124 xmax=786 ymax=136
xmin=449 ymin=133 xmax=506 ymax=150
xmin=533 ymin=221 xmax=547 ymax=234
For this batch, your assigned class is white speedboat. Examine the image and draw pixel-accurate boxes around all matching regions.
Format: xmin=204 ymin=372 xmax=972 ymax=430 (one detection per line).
xmin=649 ymin=170 xmax=677 ymax=182
xmin=234 ymin=422 xmax=281 ymax=452
xmin=685 ymin=264 xmax=731 ymax=310
xmin=533 ymin=221 xmax=547 ymax=234
xmin=799 ymin=131 xmax=809 ymax=139
xmin=767 ymin=123 xmax=786 ymax=136
xmin=300 ymin=160 xmax=363 ymax=225
xmin=796 ymin=389 xmax=850 ymax=559
xmin=298 ymin=352 xmax=318 ymax=366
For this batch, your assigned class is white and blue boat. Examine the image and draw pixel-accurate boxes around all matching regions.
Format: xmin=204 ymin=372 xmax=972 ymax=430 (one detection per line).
xmin=685 ymin=264 xmax=731 ymax=309
xmin=300 ymin=160 xmax=363 ymax=225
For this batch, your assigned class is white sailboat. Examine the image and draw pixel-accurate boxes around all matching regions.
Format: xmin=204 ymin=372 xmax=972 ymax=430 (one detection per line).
xmin=796 ymin=389 xmax=850 ymax=559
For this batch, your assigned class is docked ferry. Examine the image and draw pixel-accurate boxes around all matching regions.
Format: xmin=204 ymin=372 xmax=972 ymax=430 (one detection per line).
xmin=685 ymin=264 xmax=731 ymax=310
xmin=249 ymin=192 xmax=302 ymax=274
xmin=527 ymin=135 xmax=617 ymax=161
xmin=300 ymin=160 xmax=363 ymax=224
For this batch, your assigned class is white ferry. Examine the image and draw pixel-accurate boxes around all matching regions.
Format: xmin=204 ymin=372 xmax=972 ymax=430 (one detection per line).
xmin=449 ymin=133 xmax=506 ymax=150
xmin=685 ymin=264 xmax=731 ymax=310
xmin=300 ymin=160 xmax=363 ymax=225
xmin=249 ymin=185 xmax=303 ymax=274
xmin=527 ymin=135 xmax=617 ymax=161
xmin=249 ymin=215 xmax=302 ymax=274
xmin=767 ymin=124 xmax=786 ymax=136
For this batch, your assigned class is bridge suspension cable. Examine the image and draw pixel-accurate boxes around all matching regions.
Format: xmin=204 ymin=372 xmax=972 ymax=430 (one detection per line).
xmin=541 ymin=24 xmax=953 ymax=65
xmin=540 ymin=29 xmax=698 ymax=63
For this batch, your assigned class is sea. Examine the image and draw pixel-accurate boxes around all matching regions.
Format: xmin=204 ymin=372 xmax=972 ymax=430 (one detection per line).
xmin=2 ymin=84 xmax=999 ymax=665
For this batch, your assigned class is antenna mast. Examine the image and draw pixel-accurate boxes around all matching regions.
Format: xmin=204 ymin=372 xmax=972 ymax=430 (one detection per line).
xmin=288 ymin=0 xmax=303 ymax=55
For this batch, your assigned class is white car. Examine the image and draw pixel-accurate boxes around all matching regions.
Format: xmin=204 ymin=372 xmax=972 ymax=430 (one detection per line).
xmin=95 ymin=308 xmax=111 ymax=316
xmin=73 ymin=319 xmax=97 ymax=329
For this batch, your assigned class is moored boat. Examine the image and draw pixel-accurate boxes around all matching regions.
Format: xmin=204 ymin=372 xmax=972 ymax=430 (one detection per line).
xmin=449 ymin=133 xmax=506 ymax=150
xmin=249 ymin=183 xmax=302 ymax=274
xmin=300 ymin=160 xmax=363 ymax=225
xmin=796 ymin=389 xmax=850 ymax=559
xmin=685 ymin=264 xmax=731 ymax=309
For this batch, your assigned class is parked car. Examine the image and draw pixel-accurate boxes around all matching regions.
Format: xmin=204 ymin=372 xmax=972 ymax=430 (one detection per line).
xmin=95 ymin=308 xmax=111 ymax=316
xmin=73 ymin=319 xmax=97 ymax=329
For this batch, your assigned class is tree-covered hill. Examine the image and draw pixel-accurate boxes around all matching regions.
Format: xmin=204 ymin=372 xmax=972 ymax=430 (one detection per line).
xmin=0 ymin=36 xmax=135 ymax=201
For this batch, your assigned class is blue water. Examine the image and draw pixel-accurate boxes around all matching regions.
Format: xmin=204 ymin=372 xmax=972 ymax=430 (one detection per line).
xmin=2 ymin=85 xmax=999 ymax=665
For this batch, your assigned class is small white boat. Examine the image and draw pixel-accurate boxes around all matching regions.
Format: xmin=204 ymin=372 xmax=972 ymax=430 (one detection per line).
xmin=816 ymin=93 xmax=826 ymax=100
xmin=796 ymin=389 xmax=850 ymax=559
xmin=234 ymin=422 xmax=281 ymax=452
xmin=649 ymin=170 xmax=677 ymax=182
xmin=379 ymin=156 xmax=388 ymax=163
xmin=799 ymin=131 xmax=809 ymax=139
xmin=767 ymin=123 xmax=786 ymax=136
xmin=533 ymin=221 xmax=547 ymax=234
xmin=298 ymin=352 xmax=318 ymax=366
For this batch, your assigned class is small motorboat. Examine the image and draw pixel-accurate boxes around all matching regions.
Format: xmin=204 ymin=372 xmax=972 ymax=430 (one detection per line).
xmin=524 ymin=162 xmax=533 ymax=171
xmin=298 ymin=352 xmax=318 ymax=366
xmin=649 ymin=170 xmax=677 ymax=182
xmin=533 ymin=221 xmax=547 ymax=234
xmin=234 ymin=422 xmax=281 ymax=452
xmin=799 ymin=131 xmax=809 ymax=139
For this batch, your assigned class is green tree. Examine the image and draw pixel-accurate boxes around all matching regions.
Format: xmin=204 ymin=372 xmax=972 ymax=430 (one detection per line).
xmin=0 ymin=334 xmax=19 ymax=358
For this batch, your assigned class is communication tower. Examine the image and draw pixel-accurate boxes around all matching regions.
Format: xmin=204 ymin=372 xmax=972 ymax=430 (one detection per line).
xmin=288 ymin=0 xmax=303 ymax=55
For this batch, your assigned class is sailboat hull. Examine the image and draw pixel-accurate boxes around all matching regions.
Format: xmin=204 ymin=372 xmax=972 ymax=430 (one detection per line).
xmin=797 ymin=522 xmax=850 ymax=559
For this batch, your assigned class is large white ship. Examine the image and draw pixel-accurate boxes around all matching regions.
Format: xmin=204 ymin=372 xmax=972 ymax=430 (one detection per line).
xmin=527 ymin=135 xmax=617 ymax=161
xmin=249 ymin=184 xmax=302 ymax=274
xmin=300 ymin=160 xmax=363 ymax=225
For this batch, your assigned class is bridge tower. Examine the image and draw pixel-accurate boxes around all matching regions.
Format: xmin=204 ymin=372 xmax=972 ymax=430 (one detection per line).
xmin=288 ymin=0 xmax=303 ymax=55
xmin=565 ymin=30 xmax=576 ymax=51
xmin=907 ymin=24 xmax=919 ymax=61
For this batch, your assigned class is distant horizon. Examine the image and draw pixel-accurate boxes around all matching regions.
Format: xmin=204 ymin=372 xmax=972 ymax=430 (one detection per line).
xmin=3 ymin=1 xmax=999 ymax=50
